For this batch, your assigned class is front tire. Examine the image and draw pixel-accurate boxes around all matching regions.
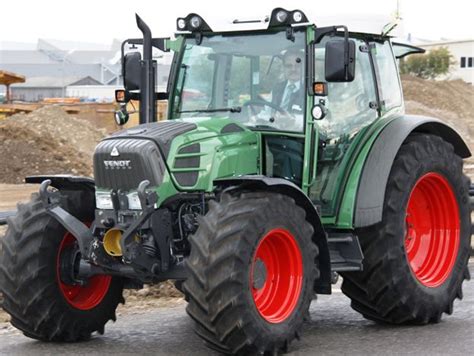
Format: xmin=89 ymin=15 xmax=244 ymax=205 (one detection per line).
xmin=184 ymin=192 xmax=318 ymax=354
xmin=341 ymin=134 xmax=471 ymax=324
xmin=0 ymin=194 xmax=124 ymax=341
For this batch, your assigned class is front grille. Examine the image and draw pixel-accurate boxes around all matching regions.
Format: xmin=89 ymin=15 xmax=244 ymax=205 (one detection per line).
xmin=93 ymin=139 xmax=166 ymax=190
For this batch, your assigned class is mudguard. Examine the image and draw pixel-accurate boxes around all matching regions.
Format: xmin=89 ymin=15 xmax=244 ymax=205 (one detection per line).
xmin=25 ymin=175 xmax=95 ymax=192
xmin=354 ymin=115 xmax=471 ymax=227
xmin=25 ymin=175 xmax=95 ymax=220
xmin=215 ymin=175 xmax=332 ymax=294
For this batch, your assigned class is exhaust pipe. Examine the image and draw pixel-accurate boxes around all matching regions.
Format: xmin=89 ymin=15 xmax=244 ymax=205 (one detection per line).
xmin=136 ymin=14 xmax=157 ymax=124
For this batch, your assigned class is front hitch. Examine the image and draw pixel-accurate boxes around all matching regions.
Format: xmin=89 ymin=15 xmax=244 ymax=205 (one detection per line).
xmin=119 ymin=180 xmax=161 ymax=274
xmin=39 ymin=179 xmax=165 ymax=279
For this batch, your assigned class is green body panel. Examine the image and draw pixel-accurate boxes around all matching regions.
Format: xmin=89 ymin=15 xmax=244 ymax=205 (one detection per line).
xmin=327 ymin=113 xmax=401 ymax=228
xmin=153 ymin=28 xmax=407 ymax=230
xmin=302 ymin=27 xmax=316 ymax=194
xmin=164 ymin=117 xmax=259 ymax=194
xmin=154 ymin=169 xmax=180 ymax=206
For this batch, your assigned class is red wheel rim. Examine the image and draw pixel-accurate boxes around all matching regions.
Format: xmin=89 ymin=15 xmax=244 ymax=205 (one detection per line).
xmin=57 ymin=231 xmax=111 ymax=310
xmin=250 ymin=228 xmax=303 ymax=323
xmin=405 ymin=172 xmax=460 ymax=288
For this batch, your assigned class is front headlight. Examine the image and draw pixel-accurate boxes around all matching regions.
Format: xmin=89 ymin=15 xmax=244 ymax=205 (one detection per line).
xmin=96 ymin=191 xmax=113 ymax=210
xmin=127 ymin=192 xmax=142 ymax=210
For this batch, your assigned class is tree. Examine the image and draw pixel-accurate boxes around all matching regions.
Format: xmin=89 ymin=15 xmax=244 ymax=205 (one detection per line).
xmin=399 ymin=47 xmax=455 ymax=79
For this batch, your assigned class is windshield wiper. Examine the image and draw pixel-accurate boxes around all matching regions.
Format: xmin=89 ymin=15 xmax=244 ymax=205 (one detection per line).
xmin=178 ymin=106 xmax=241 ymax=114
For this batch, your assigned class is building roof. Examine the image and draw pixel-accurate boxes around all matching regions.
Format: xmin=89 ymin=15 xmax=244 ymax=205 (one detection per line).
xmin=0 ymin=71 xmax=26 ymax=85
xmin=11 ymin=75 xmax=101 ymax=88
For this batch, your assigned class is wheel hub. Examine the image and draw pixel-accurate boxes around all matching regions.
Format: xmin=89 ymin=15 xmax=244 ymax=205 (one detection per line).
xmin=250 ymin=228 xmax=303 ymax=323
xmin=404 ymin=172 xmax=460 ymax=288
xmin=57 ymin=231 xmax=112 ymax=310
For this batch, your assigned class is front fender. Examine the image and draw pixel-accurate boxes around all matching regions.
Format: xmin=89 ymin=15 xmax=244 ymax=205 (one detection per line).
xmin=214 ymin=175 xmax=332 ymax=294
xmin=25 ymin=175 xmax=95 ymax=220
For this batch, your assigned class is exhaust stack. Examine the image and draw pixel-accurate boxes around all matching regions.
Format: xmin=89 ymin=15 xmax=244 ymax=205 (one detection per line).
xmin=136 ymin=14 xmax=157 ymax=124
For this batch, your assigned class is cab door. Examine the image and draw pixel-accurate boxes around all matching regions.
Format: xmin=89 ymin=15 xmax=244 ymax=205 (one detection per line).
xmin=309 ymin=36 xmax=379 ymax=218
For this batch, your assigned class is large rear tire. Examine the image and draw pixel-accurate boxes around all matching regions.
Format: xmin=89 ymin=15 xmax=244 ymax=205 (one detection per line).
xmin=0 ymin=193 xmax=124 ymax=341
xmin=341 ymin=134 xmax=471 ymax=324
xmin=184 ymin=192 xmax=318 ymax=354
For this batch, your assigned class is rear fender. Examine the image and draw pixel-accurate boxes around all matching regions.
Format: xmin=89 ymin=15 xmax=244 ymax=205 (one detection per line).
xmin=354 ymin=116 xmax=470 ymax=227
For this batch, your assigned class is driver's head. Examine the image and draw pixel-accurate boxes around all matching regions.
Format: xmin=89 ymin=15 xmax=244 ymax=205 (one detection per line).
xmin=283 ymin=48 xmax=303 ymax=83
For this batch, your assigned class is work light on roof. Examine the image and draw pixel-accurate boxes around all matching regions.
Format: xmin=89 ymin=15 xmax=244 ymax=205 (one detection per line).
xmin=176 ymin=13 xmax=212 ymax=32
xmin=177 ymin=19 xmax=186 ymax=30
xmin=268 ymin=8 xmax=309 ymax=28
xmin=276 ymin=10 xmax=288 ymax=23
xmin=190 ymin=16 xmax=202 ymax=29
xmin=293 ymin=11 xmax=303 ymax=22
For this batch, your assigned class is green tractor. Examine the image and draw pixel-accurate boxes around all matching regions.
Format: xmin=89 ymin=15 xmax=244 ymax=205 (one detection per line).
xmin=0 ymin=8 xmax=471 ymax=354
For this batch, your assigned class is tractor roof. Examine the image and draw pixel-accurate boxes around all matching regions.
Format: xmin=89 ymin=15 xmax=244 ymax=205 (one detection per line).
xmin=174 ymin=7 xmax=392 ymax=41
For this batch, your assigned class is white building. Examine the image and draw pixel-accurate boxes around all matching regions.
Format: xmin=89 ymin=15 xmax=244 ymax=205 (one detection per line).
xmin=416 ymin=39 xmax=474 ymax=85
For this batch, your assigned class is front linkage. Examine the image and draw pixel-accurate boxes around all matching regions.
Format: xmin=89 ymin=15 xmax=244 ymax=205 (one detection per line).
xmin=38 ymin=179 xmax=185 ymax=284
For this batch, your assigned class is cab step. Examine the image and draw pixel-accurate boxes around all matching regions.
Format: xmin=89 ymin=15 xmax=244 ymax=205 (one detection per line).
xmin=328 ymin=232 xmax=364 ymax=272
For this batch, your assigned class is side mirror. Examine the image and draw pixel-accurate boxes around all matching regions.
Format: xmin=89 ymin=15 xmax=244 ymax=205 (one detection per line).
xmin=123 ymin=52 xmax=142 ymax=91
xmin=325 ymin=39 xmax=355 ymax=82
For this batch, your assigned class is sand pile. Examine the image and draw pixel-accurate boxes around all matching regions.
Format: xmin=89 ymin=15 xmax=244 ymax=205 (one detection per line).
xmin=0 ymin=106 xmax=106 ymax=184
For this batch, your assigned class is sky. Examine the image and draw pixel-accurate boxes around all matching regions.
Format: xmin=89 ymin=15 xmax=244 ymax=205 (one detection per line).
xmin=1 ymin=0 xmax=473 ymax=45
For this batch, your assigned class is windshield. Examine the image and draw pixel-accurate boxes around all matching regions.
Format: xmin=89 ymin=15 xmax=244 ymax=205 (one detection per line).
xmin=171 ymin=30 xmax=306 ymax=132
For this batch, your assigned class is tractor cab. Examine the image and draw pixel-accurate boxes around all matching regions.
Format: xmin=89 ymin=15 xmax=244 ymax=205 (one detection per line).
xmin=117 ymin=8 xmax=421 ymax=222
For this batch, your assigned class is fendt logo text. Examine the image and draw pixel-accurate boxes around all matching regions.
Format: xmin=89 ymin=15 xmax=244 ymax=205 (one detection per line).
xmin=103 ymin=160 xmax=131 ymax=169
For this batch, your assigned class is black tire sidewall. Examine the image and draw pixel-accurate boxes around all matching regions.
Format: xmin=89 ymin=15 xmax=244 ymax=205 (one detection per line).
xmin=228 ymin=195 xmax=317 ymax=344
xmin=384 ymin=137 xmax=470 ymax=307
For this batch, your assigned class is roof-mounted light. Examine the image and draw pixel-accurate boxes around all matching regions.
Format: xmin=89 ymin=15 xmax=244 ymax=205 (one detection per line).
xmin=190 ymin=16 xmax=202 ymax=29
xmin=177 ymin=19 xmax=186 ymax=30
xmin=268 ymin=8 xmax=309 ymax=28
xmin=176 ymin=13 xmax=212 ymax=32
xmin=293 ymin=11 xmax=303 ymax=23
xmin=276 ymin=10 xmax=288 ymax=23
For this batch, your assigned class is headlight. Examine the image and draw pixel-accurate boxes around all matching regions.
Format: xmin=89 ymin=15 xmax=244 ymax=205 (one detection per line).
xmin=127 ymin=192 xmax=142 ymax=210
xmin=276 ymin=10 xmax=288 ymax=23
xmin=177 ymin=18 xmax=186 ymax=30
xmin=96 ymin=191 xmax=113 ymax=210
xmin=293 ymin=11 xmax=303 ymax=22
xmin=190 ymin=16 xmax=201 ymax=29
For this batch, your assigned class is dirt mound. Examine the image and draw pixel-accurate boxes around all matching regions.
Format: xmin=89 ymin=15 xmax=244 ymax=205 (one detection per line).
xmin=0 ymin=106 xmax=106 ymax=184
xmin=402 ymin=75 xmax=474 ymax=120
xmin=402 ymin=75 xmax=474 ymax=149
xmin=401 ymin=75 xmax=474 ymax=177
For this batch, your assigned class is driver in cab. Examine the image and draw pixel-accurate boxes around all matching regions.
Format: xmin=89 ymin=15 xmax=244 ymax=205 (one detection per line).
xmin=272 ymin=48 xmax=304 ymax=114
xmin=260 ymin=47 xmax=305 ymax=131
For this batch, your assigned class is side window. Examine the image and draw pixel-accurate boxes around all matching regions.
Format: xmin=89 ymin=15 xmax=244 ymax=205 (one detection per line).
xmin=311 ymin=37 xmax=378 ymax=214
xmin=177 ymin=45 xmax=215 ymax=112
xmin=373 ymin=41 xmax=402 ymax=110
xmin=315 ymin=38 xmax=378 ymax=140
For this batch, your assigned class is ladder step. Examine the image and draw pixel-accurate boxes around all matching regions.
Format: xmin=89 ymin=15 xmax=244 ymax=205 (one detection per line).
xmin=328 ymin=233 xmax=364 ymax=272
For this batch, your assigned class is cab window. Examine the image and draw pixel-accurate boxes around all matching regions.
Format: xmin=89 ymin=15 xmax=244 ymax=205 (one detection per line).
xmin=311 ymin=37 xmax=378 ymax=215
xmin=373 ymin=41 xmax=402 ymax=110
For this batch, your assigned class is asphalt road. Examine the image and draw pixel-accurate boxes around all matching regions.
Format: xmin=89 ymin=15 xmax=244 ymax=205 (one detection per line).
xmin=1 ymin=262 xmax=473 ymax=355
